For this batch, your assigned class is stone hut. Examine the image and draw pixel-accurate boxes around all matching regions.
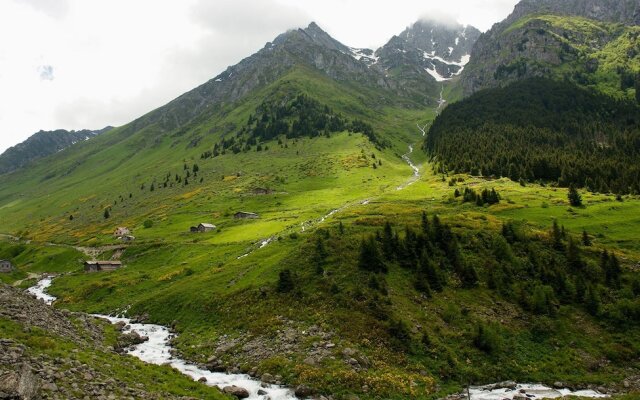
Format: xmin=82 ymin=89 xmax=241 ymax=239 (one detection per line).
xmin=197 ymin=223 xmax=216 ymax=232
xmin=84 ymin=260 xmax=122 ymax=273
xmin=252 ymin=187 xmax=273 ymax=195
xmin=0 ymin=260 xmax=14 ymax=273
xmin=234 ymin=212 xmax=259 ymax=219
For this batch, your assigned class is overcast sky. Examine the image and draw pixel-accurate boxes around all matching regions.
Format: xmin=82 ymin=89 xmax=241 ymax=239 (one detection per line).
xmin=0 ymin=0 xmax=519 ymax=154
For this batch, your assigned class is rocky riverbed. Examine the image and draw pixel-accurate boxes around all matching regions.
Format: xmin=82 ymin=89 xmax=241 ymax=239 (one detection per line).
xmin=443 ymin=381 xmax=608 ymax=400
xmin=16 ymin=278 xmax=627 ymax=400
xmin=0 ymin=283 xmax=202 ymax=400
xmin=24 ymin=277 xmax=300 ymax=400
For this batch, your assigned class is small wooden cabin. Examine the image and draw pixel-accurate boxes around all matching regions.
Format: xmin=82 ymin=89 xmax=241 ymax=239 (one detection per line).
xmin=198 ymin=223 xmax=216 ymax=232
xmin=191 ymin=223 xmax=216 ymax=233
xmin=234 ymin=211 xmax=259 ymax=219
xmin=84 ymin=260 xmax=123 ymax=273
xmin=0 ymin=260 xmax=14 ymax=273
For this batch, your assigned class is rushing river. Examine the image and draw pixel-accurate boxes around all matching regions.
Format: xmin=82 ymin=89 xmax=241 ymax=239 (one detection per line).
xmin=466 ymin=383 xmax=607 ymax=400
xmin=26 ymin=277 xmax=297 ymax=400
xmin=27 ymin=278 xmax=610 ymax=400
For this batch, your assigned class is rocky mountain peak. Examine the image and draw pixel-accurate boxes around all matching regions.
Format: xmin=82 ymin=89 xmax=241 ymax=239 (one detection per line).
xmin=271 ymin=22 xmax=350 ymax=54
xmin=375 ymin=18 xmax=481 ymax=82
xmin=398 ymin=19 xmax=480 ymax=64
xmin=0 ymin=127 xmax=111 ymax=175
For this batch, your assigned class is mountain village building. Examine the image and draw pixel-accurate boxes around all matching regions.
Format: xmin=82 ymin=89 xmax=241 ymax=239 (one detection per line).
xmin=84 ymin=260 xmax=122 ymax=272
xmin=0 ymin=260 xmax=15 ymax=273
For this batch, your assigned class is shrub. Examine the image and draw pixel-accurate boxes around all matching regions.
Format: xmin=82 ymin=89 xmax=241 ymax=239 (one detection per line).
xmin=277 ymin=269 xmax=295 ymax=293
xmin=143 ymin=220 xmax=153 ymax=229
xmin=473 ymin=323 xmax=501 ymax=353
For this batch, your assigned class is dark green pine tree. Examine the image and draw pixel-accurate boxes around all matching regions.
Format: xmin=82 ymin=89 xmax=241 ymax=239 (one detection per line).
xmin=604 ymin=251 xmax=622 ymax=289
xmin=277 ymin=269 xmax=295 ymax=293
xmin=584 ymin=285 xmax=601 ymax=316
xmin=566 ymin=238 xmax=584 ymax=271
xmin=552 ymin=220 xmax=564 ymax=251
xmin=421 ymin=211 xmax=429 ymax=234
xmin=103 ymin=208 xmax=110 ymax=219
xmin=582 ymin=230 xmax=591 ymax=246
xmin=358 ymin=237 xmax=387 ymax=273
xmin=381 ymin=222 xmax=396 ymax=260
xmin=568 ymin=184 xmax=582 ymax=207
xmin=421 ymin=252 xmax=444 ymax=292
xmin=314 ymin=237 xmax=328 ymax=275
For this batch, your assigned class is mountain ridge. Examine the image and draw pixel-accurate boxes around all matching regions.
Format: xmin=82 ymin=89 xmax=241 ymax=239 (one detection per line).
xmin=460 ymin=0 xmax=640 ymax=97
xmin=0 ymin=127 xmax=112 ymax=175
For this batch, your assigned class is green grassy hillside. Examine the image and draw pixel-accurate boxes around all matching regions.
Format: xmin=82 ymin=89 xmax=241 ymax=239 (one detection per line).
xmin=0 ymin=24 xmax=639 ymax=400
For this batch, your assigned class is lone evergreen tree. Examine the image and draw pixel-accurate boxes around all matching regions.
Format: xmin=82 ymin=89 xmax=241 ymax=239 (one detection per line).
xmin=358 ymin=237 xmax=387 ymax=273
xmin=552 ymin=220 xmax=564 ymax=250
xmin=585 ymin=285 xmax=601 ymax=316
xmin=582 ymin=230 xmax=591 ymax=246
xmin=421 ymin=211 xmax=429 ymax=234
xmin=103 ymin=208 xmax=110 ymax=219
xmin=277 ymin=269 xmax=295 ymax=293
xmin=568 ymin=184 xmax=582 ymax=207
xmin=314 ymin=237 xmax=328 ymax=275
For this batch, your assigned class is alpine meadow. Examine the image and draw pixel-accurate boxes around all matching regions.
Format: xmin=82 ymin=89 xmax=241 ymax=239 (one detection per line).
xmin=1 ymin=1 xmax=640 ymax=399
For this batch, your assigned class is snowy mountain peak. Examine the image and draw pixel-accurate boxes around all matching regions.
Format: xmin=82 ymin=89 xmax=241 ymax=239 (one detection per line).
xmin=374 ymin=18 xmax=480 ymax=82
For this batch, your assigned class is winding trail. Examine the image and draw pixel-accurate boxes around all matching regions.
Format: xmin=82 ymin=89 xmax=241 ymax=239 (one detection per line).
xmin=26 ymin=277 xmax=298 ymax=400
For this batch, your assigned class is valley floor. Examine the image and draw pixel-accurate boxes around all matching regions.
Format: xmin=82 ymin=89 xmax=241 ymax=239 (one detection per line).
xmin=2 ymin=132 xmax=640 ymax=399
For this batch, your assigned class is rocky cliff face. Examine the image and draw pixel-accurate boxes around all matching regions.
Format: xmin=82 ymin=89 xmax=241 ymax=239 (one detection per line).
xmin=376 ymin=19 xmax=481 ymax=81
xmin=461 ymin=0 xmax=640 ymax=97
xmin=0 ymin=128 xmax=111 ymax=175
xmin=507 ymin=0 xmax=640 ymax=26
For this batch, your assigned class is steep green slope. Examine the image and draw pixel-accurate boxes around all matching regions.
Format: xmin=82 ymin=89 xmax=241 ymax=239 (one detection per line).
xmin=425 ymin=78 xmax=640 ymax=194
xmin=0 ymin=65 xmax=430 ymax=246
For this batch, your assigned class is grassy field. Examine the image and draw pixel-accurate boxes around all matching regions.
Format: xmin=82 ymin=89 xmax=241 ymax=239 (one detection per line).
xmin=1 ymin=66 xmax=639 ymax=399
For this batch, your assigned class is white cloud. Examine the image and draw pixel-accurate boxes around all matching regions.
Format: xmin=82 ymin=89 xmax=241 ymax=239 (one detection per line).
xmin=0 ymin=0 xmax=519 ymax=154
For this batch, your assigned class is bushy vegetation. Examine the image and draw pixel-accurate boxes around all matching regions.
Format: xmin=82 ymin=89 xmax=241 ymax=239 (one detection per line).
xmin=357 ymin=213 xmax=633 ymax=323
xmin=426 ymin=78 xmax=640 ymax=194
xmin=201 ymin=93 xmax=384 ymax=159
